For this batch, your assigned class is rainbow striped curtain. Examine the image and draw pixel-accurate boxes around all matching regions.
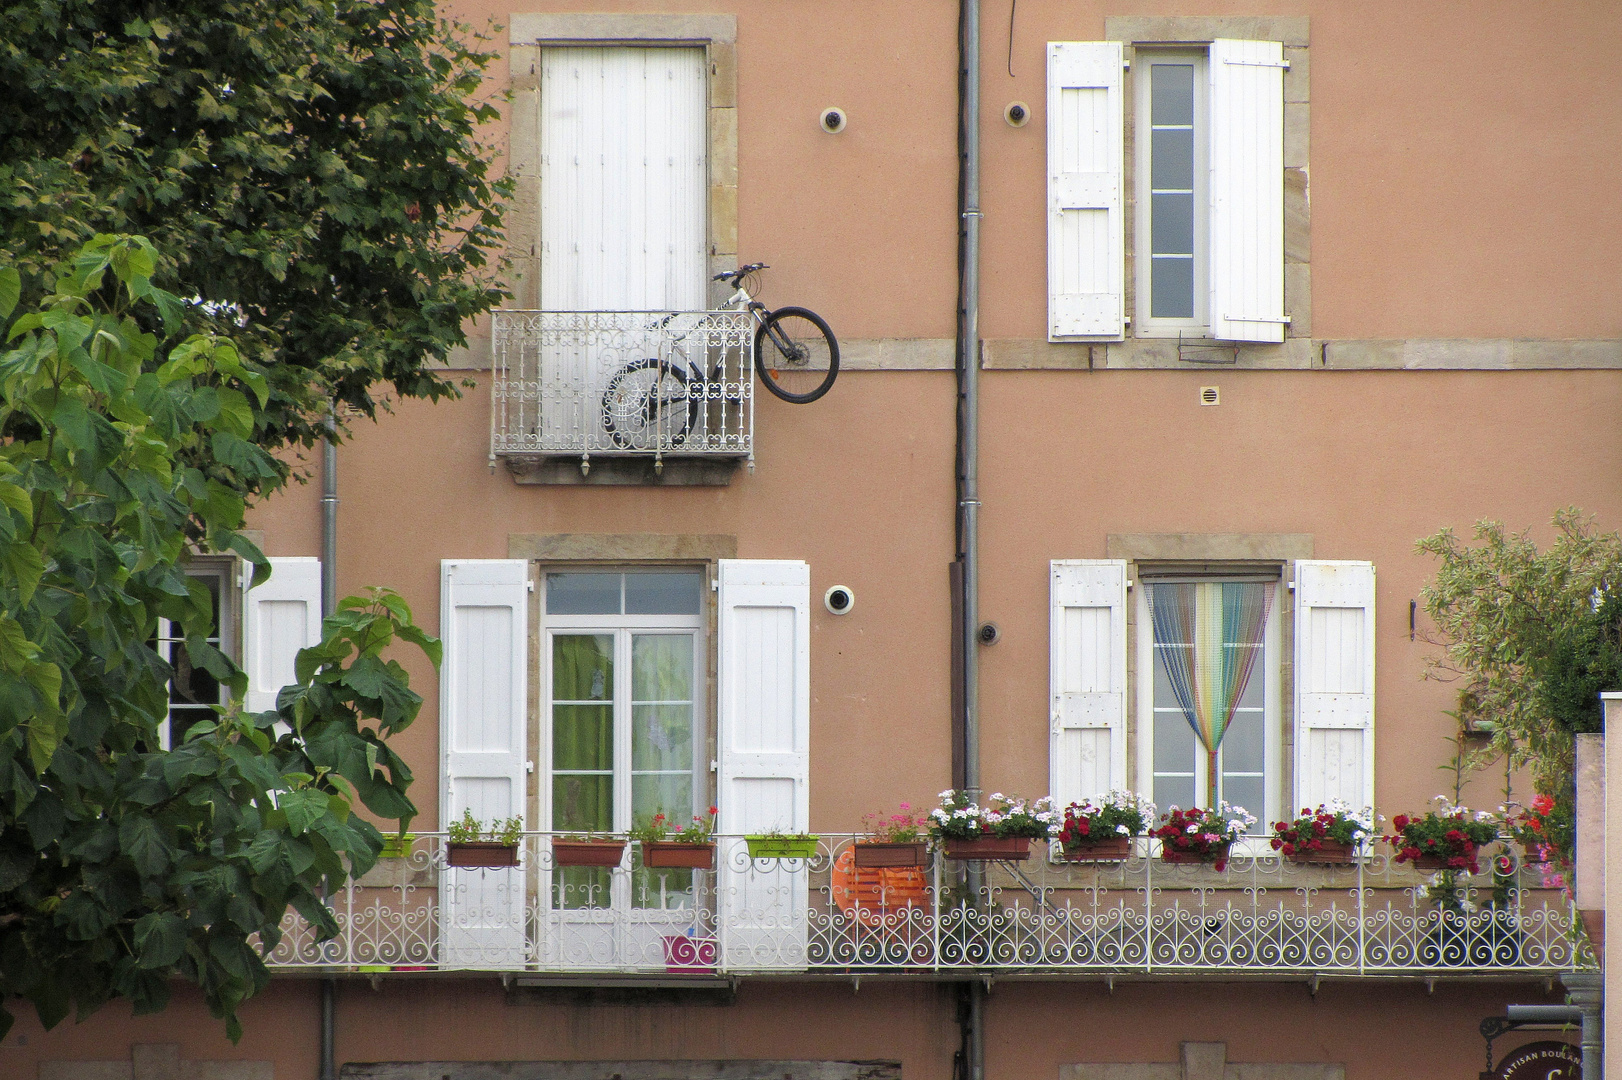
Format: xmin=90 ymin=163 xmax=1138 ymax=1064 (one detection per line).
xmin=1147 ymin=582 xmax=1274 ymax=762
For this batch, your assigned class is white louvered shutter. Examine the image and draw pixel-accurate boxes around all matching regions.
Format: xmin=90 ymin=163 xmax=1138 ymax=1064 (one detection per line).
xmin=717 ymin=559 xmax=811 ymax=971
xmin=1047 ymin=41 xmax=1125 ymax=340
xmin=440 ymin=560 xmax=530 ymax=969
xmin=243 ymin=557 xmax=322 ymax=714
xmin=1208 ymin=38 xmax=1286 ymax=343
xmin=1050 ymin=561 xmax=1129 ymax=809
xmin=1294 ymin=561 xmax=1376 ymax=816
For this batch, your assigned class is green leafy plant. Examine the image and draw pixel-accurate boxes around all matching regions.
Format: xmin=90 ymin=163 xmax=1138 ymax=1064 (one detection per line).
xmin=1058 ymin=791 xmax=1155 ymax=849
xmin=928 ymin=790 xmax=1059 ymax=841
xmin=447 ymin=809 xmax=522 ymax=845
xmin=1385 ymin=799 xmax=1502 ymax=875
xmin=860 ymin=802 xmax=927 ymax=843
xmin=1508 ymin=794 xmax=1574 ymax=867
xmin=1269 ymin=801 xmax=1372 ymax=857
xmin=630 ymin=806 xmax=718 ymax=844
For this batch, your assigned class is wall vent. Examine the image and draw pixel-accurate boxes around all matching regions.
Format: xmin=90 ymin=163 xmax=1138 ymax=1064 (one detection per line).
xmin=1199 ymin=386 xmax=1220 ymax=406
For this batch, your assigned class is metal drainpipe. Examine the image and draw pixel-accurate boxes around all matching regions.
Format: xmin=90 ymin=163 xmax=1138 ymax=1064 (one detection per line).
xmin=319 ymin=418 xmax=338 ymax=1080
xmin=956 ymin=0 xmax=985 ymax=1073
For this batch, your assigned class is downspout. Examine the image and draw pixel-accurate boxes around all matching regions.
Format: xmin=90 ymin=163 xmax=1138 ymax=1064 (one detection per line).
xmin=319 ymin=417 xmax=338 ymax=1080
xmin=1506 ymin=991 xmax=1602 ymax=1080
xmin=954 ymin=0 xmax=985 ymax=1075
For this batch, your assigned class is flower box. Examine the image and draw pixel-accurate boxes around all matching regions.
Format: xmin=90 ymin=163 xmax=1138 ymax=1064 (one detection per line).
xmin=1520 ymin=843 xmax=1550 ymax=865
xmin=1061 ymin=837 xmax=1132 ymax=862
xmin=1284 ymin=839 xmax=1356 ymax=865
xmin=1160 ymin=842 xmax=1231 ymax=867
xmin=1411 ymin=853 xmax=1463 ymax=871
xmin=552 ymin=839 xmax=628 ymax=867
xmin=853 ymin=841 xmax=930 ymax=868
xmin=379 ymin=832 xmax=417 ymax=859
xmin=446 ymin=841 xmax=519 ymax=868
xmin=944 ymin=836 xmax=1032 ymax=861
xmin=642 ymin=841 xmax=716 ymax=869
xmin=744 ymin=835 xmax=820 ymax=860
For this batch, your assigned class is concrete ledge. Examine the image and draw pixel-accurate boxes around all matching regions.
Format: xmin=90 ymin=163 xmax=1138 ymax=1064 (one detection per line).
xmin=509 ymin=532 xmax=738 ymax=561
xmin=346 ymin=1062 xmax=899 ymax=1080
xmin=841 ymin=337 xmax=956 ymax=370
xmin=1326 ymin=339 xmax=1622 ymax=370
xmin=1107 ymin=533 xmax=1314 ymax=561
xmin=503 ymin=455 xmax=742 ymax=486
xmin=509 ymin=13 xmax=736 ymax=45
xmin=1106 ymin=16 xmax=1309 ymax=47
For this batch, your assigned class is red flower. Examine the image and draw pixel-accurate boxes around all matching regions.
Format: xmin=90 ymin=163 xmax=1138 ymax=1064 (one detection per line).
xmin=1392 ymin=815 xmax=1409 ymax=832
xmin=1445 ymin=829 xmax=1464 ymax=843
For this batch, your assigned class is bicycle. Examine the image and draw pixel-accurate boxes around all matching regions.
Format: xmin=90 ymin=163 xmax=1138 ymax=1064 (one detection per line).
xmin=601 ymin=264 xmax=839 ymax=449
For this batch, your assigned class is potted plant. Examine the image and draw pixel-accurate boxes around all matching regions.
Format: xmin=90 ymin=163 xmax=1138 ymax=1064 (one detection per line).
xmin=854 ymin=803 xmax=930 ymax=868
xmin=1269 ymin=801 xmax=1372 ymax=864
xmin=744 ymin=828 xmax=821 ymax=860
xmin=552 ymin=831 xmax=629 ymax=867
xmin=1507 ymin=793 xmax=1572 ymax=868
xmin=1151 ymin=803 xmax=1255 ymax=871
xmin=1057 ymin=791 xmax=1154 ymax=861
xmin=632 ymin=807 xmax=718 ymax=869
xmin=446 ymin=809 xmax=523 ymax=868
xmin=379 ymin=831 xmax=418 ymax=860
xmin=929 ymin=789 xmax=1057 ymax=861
xmin=1385 ymin=797 xmax=1501 ymax=874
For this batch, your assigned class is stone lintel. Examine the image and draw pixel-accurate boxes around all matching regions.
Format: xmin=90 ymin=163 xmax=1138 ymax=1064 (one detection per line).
xmin=1107 ymin=533 xmax=1315 ymax=562
xmin=508 ymin=532 xmax=738 ymax=562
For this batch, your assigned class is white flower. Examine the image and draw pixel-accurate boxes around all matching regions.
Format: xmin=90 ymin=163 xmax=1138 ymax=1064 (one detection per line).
xmin=1115 ymin=824 xmax=1129 ymax=835
xmin=1186 ymin=824 xmax=1199 ymax=835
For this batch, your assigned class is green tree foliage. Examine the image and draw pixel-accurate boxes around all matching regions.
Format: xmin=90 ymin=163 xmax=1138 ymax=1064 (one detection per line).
xmin=0 ymin=0 xmax=508 ymax=476
xmin=1418 ymin=509 xmax=1622 ymax=800
xmin=0 ymin=237 xmax=434 ymax=1040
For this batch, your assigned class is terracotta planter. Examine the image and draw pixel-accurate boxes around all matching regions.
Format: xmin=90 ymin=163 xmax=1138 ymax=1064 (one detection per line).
xmin=1411 ymin=852 xmax=1464 ymax=871
xmin=642 ymin=841 xmax=716 ymax=869
xmin=853 ymin=841 xmax=930 ymax=868
xmin=446 ymin=841 xmax=519 ymax=868
xmin=744 ymin=835 xmax=820 ymax=859
xmin=1160 ymin=842 xmax=1231 ymax=866
xmin=1284 ymin=839 xmax=1356 ymax=865
xmin=552 ymin=839 xmax=628 ymax=867
xmin=944 ymin=836 xmax=1032 ymax=861
xmin=1062 ymin=836 xmax=1133 ymax=862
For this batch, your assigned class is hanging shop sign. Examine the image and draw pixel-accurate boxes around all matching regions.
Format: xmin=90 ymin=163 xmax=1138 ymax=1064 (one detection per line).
xmin=1493 ymin=1040 xmax=1580 ymax=1080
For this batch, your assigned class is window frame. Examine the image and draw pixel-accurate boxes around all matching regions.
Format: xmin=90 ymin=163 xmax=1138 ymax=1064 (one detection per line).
xmin=1132 ymin=47 xmax=1210 ymax=338
xmin=156 ymin=555 xmax=240 ymax=751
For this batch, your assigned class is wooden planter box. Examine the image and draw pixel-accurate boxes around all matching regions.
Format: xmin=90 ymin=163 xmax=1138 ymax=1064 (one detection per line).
xmin=553 ymin=839 xmax=628 ymax=867
xmin=1061 ymin=836 xmax=1132 ymax=862
xmin=1160 ymin=842 xmax=1231 ymax=866
xmin=853 ymin=841 xmax=930 ymax=868
xmin=744 ymin=835 xmax=820 ymax=860
xmin=1411 ymin=852 xmax=1465 ymax=871
xmin=1284 ymin=839 xmax=1356 ymax=865
xmin=446 ymin=841 xmax=519 ymax=868
xmin=642 ymin=841 xmax=716 ymax=869
xmin=944 ymin=837 xmax=1032 ymax=861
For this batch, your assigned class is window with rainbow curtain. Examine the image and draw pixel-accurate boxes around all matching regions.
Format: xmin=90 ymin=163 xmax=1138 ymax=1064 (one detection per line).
xmin=1146 ymin=581 xmax=1275 ymax=828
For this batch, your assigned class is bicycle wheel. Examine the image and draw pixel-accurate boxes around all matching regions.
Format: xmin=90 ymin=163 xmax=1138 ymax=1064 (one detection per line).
xmin=754 ymin=306 xmax=839 ymax=404
xmin=601 ymin=359 xmax=694 ymax=449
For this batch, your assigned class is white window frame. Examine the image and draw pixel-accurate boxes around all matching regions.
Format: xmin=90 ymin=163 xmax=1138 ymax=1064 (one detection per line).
xmin=156 ymin=556 xmax=238 ymax=751
xmin=1133 ymin=47 xmax=1210 ymax=338
xmin=1133 ymin=577 xmax=1283 ymax=851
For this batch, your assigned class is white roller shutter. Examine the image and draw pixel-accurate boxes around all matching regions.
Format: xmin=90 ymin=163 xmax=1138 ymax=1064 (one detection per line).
xmin=1050 ymin=560 xmax=1128 ymax=808
xmin=1208 ymin=38 xmax=1286 ymax=343
xmin=1294 ymin=561 xmax=1376 ymax=816
xmin=716 ymin=559 xmax=810 ymax=971
xmin=242 ymin=556 xmax=322 ymax=714
xmin=440 ymin=559 xmax=530 ymax=969
xmin=1047 ymin=41 xmax=1125 ymax=340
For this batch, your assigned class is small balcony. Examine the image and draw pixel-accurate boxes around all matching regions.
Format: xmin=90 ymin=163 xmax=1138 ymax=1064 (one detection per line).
xmin=265 ymin=833 xmax=1592 ymax=979
xmin=490 ymin=310 xmax=754 ymax=482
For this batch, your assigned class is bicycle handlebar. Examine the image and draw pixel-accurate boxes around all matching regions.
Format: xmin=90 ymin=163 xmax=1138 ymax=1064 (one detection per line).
xmin=712 ymin=262 xmax=768 ymax=285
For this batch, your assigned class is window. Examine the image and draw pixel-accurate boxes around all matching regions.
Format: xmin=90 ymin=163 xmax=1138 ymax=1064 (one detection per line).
xmin=156 ymin=558 xmax=237 ymax=749
xmin=543 ymin=570 xmax=706 ymax=911
xmin=1139 ymin=577 xmax=1279 ymax=834
xmin=1135 ymin=51 xmax=1208 ymax=333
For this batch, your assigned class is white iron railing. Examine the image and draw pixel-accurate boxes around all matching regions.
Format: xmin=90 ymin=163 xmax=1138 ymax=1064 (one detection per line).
xmin=265 ymin=833 xmax=1592 ymax=977
xmin=490 ymin=310 xmax=754 ymax=468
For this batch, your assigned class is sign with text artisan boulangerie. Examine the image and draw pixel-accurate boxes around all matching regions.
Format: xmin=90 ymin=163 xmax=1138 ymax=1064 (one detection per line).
xmin=1493 ymin=1041 xmax=1580 ymax=1080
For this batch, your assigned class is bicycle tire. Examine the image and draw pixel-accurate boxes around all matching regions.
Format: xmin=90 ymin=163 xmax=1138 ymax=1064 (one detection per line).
xmin=754 ymin=306 xmax=839 ymax=404
xmin=601 ymin=359 xmax=695 ymax=449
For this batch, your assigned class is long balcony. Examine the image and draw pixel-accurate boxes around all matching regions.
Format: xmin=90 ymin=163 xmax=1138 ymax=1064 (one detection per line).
xmin=266 ymin=834 xmax=1592 ymax=979
xmin=490 ymin=310 xmax=754 ymax=473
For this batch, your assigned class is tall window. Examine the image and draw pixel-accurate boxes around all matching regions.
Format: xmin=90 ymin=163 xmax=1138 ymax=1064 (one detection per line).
xmin=544 ymin=570 xmax=705 ymax=910
xmin=1140 ymin=577 xmax=1277 ymax=833
xmin=156 ymin=559 xmax=236 ymax=749
xmin=1135 ymin=49 xmax=1208 ymax=334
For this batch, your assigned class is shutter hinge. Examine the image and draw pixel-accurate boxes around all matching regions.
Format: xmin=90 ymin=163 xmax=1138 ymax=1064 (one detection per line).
xmin=526 ymin=760 xmax=535 ymax=773
xmin=1223 ymin=314 xmax=1292 ymax=324
xmin=710 ymin=759 xmax=719 ymax=772
xmin=1122 ymin=58 xmax=1130 ymax=69
xmin=527 ymin=580 xmax=535 ymax=592
xmin=1222 ymin=57 xmax=1290 ymax=69
xmin=711 ymin=578 xmax=719 ymax=592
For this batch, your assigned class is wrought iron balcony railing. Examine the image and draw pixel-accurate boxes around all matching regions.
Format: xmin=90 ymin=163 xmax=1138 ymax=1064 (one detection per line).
xmin=490 ymin=310 xmax=754 ymax=470
xmin=265 ymin=833 xmax=1592 ymax=978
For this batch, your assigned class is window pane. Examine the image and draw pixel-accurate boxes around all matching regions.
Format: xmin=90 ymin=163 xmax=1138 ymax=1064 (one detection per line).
xmin=547 ymin=573 xmax=621 ymax=615
xmin=1150 ymin=129 xmax=1194 ymax=191
xmin=632 ymin=635 xmax=693 ymax=701
xmin=1150 ymin=257 xmax=1195 ymax=318
xmin=1151 ymin=193 xmax=1194 ymax=256
xmin=1150 ymin=63 xmax=1194 ymax=126
xmin=1221 ymin=711 xmax=1265 ymax=774
xmin=633 ymin=705 xmax=694 ymax=771
xmin=1154 ymin=770 xmax=1196 ymax=815
xmin=633 ymin=772 xmax=695 ymax=823
xmin=1153 ymin=709 xmax=1196 ymax=812
xmin=553 ymin=774 xmax=613 ymax=831
xmin=1221 ymin=775 xmax=1265 ymax=827
xmin=553 ymin=634 xmax=612 ymax=701
xmin=624 ymin=572 xmax=702 ymax=615
xmin=554 ymin=705 xmax=613 ymax=770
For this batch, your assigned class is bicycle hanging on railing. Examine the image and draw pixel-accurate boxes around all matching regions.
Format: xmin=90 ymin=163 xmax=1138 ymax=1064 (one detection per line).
xmin=601 ymin=264 xmax=839 ymax=449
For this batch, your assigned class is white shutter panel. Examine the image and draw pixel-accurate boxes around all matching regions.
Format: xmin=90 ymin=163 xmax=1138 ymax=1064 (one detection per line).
xmin=1050 ymin=560 xmax=1128 ymax=809
xmin=440 ymin=559 xmax=529 ymax=969
xmin=717 ymin=559 xmax=811 ymax=971
xmin=243 ymin=557 xmax=322 ymax=713
xmin=1047 ymin=41 xmax=1125 ymax=340
xmin=1294 ymin=561 xmax=1376 ymax=816
xmin=1208 ymin=38 xmax=1286 ymax=343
